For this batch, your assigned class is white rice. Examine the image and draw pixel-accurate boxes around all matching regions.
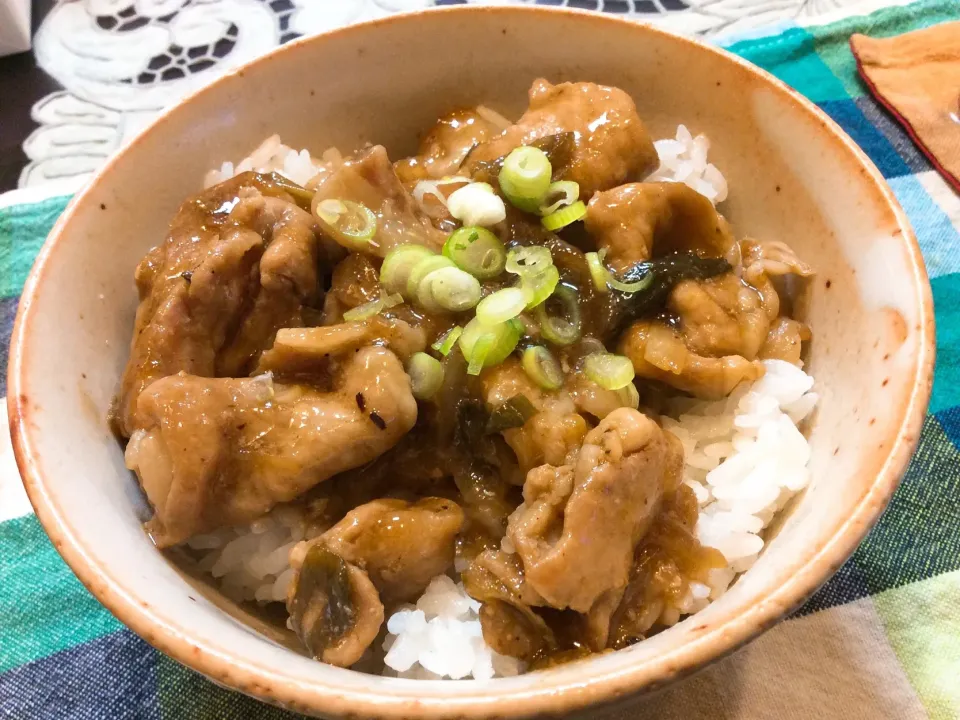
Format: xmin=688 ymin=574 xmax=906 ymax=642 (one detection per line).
xmin=382 ymin=576 xmax=524 ymax=680
xmin=185 ymin=505 xmax=305 ymax=605
xmin=666 ymin=359 xmax=818 ymax=614
xmin=203 ymin=134 xmax=323 ymax=188
xmin=189 ymin=129 xmax=811 ymax=679
xmin=647 ymin=124 xmax=729 ymax=205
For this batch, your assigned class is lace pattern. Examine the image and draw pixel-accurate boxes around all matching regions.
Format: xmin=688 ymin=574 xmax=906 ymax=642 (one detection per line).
xmin=22 ymin=0 xmax=867 ymax=189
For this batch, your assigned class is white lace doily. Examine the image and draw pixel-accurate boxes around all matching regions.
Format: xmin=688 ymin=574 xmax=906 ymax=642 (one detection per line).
xmin=21 ymin=0 xmax=890 ymax=190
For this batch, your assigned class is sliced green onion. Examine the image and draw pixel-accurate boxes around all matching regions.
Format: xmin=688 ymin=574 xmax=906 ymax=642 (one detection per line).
xmin=519 ymin=264 xmax=560 ymax=309
xmin=499 ymin=146 xmax=552 ymax=212
xmin=584 ymin=352 xmax=636 ymax=391
xmin=442 ymin=227 xmax=507 ymax=279
xmin=522 ymin=346 xmax=564 ymax=390
xmin=466 ymin=333 xmax=495 ymax=375
xmin=343 ymin=297 xmax=384 ymax=322
xmin=459 ymin=316 xmax=522 ymax=371
xmin=538 ymin=181 xmax=580 ymax=216
xmin=431 ymin=326 xmax=463 ymax=356
xmin=486 ymin=395 xmax=538 ymax=433
xmin=406 ymin=255 xmax=455 ymax=298
xmin=477 ymin=287 xmax=528 ymax=325
xmin=314 ymin=199 xmax=345 ymax=225
xmin=341 ymin=292 xmax=404 ymax=322
xmin=420 ymin=266 xmax=482 ymax=313
xmin=617 ymin=382 xmax=640 ymax=410
xmin=408 ymin=352 xmax=444 ymax=400
xmin=584 ymin=249 xmax=654 ymax=294
xmin=505 ymin=246 xmax=553 ymax=278
xmin=541 ymin=200 xmax=586 ymax=232
xmin=585 ymin=251 xmax=609 ymax=293
xmin=380 ymin=245 xmax=435 ymax=294
xmin=314 ymin=199 xmax=377 ymax=248
xmin=607 ymin=272 xmax=652 ymax=294
xmin=535 ymin=284 xmax=581 ymax=346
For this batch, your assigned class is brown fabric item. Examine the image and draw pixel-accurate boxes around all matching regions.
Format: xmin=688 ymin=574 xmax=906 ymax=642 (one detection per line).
xmin=850 ymin=23 xmax=960 ymax=192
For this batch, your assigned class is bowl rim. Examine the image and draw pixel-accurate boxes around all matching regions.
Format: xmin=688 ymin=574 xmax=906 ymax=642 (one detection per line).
xmin=8 ymin=5 xmax=935 ymax=718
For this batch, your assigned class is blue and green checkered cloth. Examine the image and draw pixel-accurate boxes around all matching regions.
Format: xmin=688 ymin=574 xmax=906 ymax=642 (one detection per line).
xmin=1 ymin=2 xmax=959 ymax=717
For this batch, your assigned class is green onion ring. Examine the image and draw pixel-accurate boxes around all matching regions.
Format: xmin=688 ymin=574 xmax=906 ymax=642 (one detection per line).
xmin=584 ymin=352 xmax=636 ymax=391
xmin=499 ymin=146 xmax=552 ymax=213
xmin=538 ymin=181 xmax=580 ymax=217
xmin=522 ymin=345 xmax=564 ymax=390
xmin=442 ymin=227 xmax=507 ymax=279
xmin=381 ymin=245 xmax=435 ymax=295
xmin=534 ymin=284 xmax=581 ymax=346
xmin=541 ymin=200 xmax=586 ymax=232
xmin=408 ymin=352 xmax=444 ymax=399
xmin=431 ymin=326 xmax=463 ymax=356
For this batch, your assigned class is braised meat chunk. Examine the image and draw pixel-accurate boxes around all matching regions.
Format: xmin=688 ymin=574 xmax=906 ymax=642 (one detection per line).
xmin=396 ymin=107 xmax=505 ymax=183
xmin=585 ymin=182 xmax=736 ymax=272
xmin=464 ymin=79 xmax=658 ymax=198
xmin=117 ymin=172 xmax=332 ymax=435
xmin=287 ymin=544 xmax=384 ymax=667
xmin=619 ymin=320 xmax=764 ymax=400
xmin=125 ymin=347 xmax=416 ymax=546
xmin=507 ymin=408 xmax=668 ymax=613
xmin=316 ymin=497 xmax=464 ymax=604
xmin=311 ymin=145 xmax=447 ymax=255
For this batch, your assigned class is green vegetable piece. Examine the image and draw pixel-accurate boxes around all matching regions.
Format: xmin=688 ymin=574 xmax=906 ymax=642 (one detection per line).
xmin=610 ymin=253 xmax=732 ymax=336
xmin=499 ymin=146 xmax=552 ymax=213
xmin=289 ymin=545 xmax=356 ymax=660
xmin=443 ymin=227 xmax=507 ymax=280
xmin=486 ymin=395 xmax=539 ymax=434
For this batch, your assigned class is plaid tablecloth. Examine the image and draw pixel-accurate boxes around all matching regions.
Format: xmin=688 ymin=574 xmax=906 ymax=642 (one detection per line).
xmin=2 ymin=2 xmax=959 ymax=718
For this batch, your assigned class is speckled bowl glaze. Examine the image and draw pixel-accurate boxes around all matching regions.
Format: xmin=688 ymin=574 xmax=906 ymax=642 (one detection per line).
xmin=8 ymin=6 xmax=934 ymax=719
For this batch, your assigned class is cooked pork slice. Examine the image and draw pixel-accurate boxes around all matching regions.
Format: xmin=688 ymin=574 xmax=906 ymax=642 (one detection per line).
xmin=306 ymin=497 xmax=464 ymax=604
xmin=585 ymin=182 xmax=737 ymax=272
xmin=311 ymin=145 xmax=447 ymax=255
xmin=619 ymin=320 xmax=764 ymax=400
xmin=125 ymin=347 xmax=417 ymax=547
xmin=464 ymin=79 xmax=657 ymax=198
xmin=668 ymin=272 xmax=777 ymax=361
xmin=395 ymin=107 xmax=504 ymax=183
xmin=117 ymin=173 xmax=331 ymax=435
xmin=287 ymin=543 xmax=384 ymax=667
xmin=506 ymin=408 xmax=668 ymax=613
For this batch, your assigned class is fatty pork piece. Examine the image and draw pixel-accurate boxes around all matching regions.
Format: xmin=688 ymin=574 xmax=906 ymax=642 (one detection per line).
xmin=395 ymin=107 xmax=505 ymax=183
xmin=585 ymin=182 xmax=738 ymax=272
xmin=256 ymin=315 xmax=427 ymax=377
xmin=462 ymin=548 xmax=557 ymax=663
xmin=619 ymin=320 xmax=764 ymax=400
xmin=463 ymin=79 xmax=658 ymax=198
xmin=311 ymin=144 xmax=447 ymax=256
xmin=741 ymin=236 xmax=815 ymax=365
xmin=668 ymin=272 xmax=779 ymax=361
xmin=506 ymin=408 xmax=670 ymax=614
xmin=125 ymin=347 xmax=417 ymax=547
xmin=287 ymin=498 xmax=464 ymax=666
xmin=301 ymin=498 xmax=464 ymax=605
xmin=117 ymin=172 xmax=336 ymax=436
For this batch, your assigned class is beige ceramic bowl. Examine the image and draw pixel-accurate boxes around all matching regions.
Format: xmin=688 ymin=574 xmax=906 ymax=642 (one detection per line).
xmin=9 ymin=6 xmax=934 ymax=719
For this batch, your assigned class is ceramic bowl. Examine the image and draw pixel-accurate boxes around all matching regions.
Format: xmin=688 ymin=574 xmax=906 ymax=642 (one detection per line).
xmin=8 ymin=6 xmax=934 ymax=719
